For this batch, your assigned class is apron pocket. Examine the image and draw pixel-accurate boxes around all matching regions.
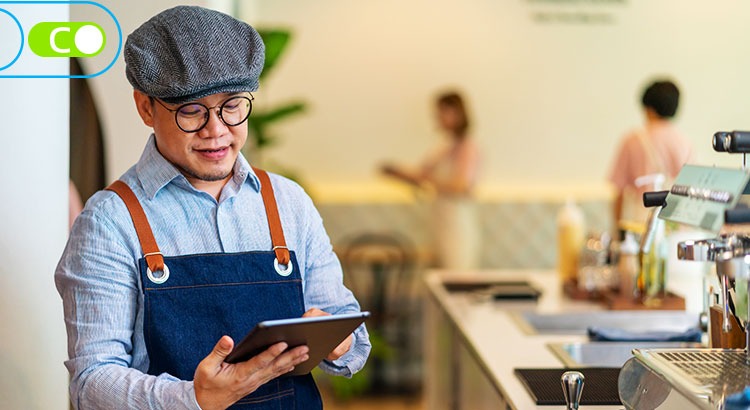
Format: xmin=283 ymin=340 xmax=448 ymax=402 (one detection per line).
xmin=230 ymin=377 xmax=295 ymax=409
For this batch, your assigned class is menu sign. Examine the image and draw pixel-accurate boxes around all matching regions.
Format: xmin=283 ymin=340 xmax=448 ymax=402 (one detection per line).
xmin=659 ymin=165 xmax=750 ymax=233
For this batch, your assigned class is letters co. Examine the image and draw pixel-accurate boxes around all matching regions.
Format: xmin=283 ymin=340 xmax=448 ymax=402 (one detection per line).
xmin=29 ymin=22 xmax=106 ymax=57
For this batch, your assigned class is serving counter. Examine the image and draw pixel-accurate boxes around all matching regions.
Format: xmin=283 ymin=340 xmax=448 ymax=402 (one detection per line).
xmin=422 ymin=269 xmax=700 ymax=410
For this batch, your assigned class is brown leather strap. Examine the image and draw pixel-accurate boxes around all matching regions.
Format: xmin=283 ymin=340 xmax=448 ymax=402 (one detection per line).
xmin=252 ymin=167 xmax=290 ymax=266
xmin=106 ymin=180 xmax=165 ymax=273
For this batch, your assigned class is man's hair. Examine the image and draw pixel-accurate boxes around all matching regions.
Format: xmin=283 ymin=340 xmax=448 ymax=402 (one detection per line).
xmin=641 ymin=80 xmax=680 ymax=119
xmin=437 ymin=91 xmax=470 ymax=137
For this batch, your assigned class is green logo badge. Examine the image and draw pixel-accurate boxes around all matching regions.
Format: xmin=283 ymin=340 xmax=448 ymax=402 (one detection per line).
xmin=28 ymin=22 xmax=106 ymax=57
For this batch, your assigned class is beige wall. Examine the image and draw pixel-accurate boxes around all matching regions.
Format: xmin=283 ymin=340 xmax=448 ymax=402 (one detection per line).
xmin=77 ymin=1 xmax=750 ymax=201
xmin=243 ymin=0 xmax=750 ymax=200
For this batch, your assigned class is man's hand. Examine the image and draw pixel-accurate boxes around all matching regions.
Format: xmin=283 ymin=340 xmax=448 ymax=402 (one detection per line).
xmin=302 ymin=308 xmax=353 ymax=361
xmin=193 ymin=335 xmax=309 ymax=410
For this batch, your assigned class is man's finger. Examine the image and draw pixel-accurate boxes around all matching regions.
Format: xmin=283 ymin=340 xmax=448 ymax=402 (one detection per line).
xmin=302 ymin=308 xmax=328 ymax=318
xmin=327 ymin=335 xmax=352 ymax=361
xmin=234 ymin=342 xmax=290 ymax=375
xmin=233 ymin=343 xmax=308 ymax=386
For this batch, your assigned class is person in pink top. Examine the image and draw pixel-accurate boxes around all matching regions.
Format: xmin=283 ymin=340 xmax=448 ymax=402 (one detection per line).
xmin=609 ymin=80 xmax=693 ymax=228
xmin=381 ymin=91 xmax=481 ymax=270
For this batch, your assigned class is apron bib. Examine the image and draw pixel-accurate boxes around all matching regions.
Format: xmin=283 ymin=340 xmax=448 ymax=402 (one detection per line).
xmin=107 ymin=168 xmax=322 ymax=409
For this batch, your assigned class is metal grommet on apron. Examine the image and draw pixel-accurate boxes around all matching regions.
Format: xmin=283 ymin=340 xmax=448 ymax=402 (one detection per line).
xmin=144 ymin=252 xmax=170 ymax=284
xmin=273 ymin=246 xmax=293 ymax=276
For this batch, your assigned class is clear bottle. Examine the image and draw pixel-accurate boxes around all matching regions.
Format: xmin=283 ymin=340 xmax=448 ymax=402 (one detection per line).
xmin=617 ymin=232 xmax=639 ymax=298
xmin=557 ymin=199 xmax=585 ymax=284
xmin=636 ymin=210 xmax=667 ymax=300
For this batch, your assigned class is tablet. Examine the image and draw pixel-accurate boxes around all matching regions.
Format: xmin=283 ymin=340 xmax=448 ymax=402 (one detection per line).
xmin=224 ymin=311 xmax=370 ymax=376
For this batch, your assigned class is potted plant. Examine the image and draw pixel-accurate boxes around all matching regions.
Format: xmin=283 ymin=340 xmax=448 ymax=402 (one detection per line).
xmin=244 ymin=29 xmax=307 ymax=180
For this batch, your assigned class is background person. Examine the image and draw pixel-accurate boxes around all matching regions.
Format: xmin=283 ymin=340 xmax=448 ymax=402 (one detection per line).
xmin=609 ymin=79 xmax=693 ymax=230
xmin=55 ymin=6 xmax=370 ymax=410
xmin=381 ymin=91 xmax=481 ymax=270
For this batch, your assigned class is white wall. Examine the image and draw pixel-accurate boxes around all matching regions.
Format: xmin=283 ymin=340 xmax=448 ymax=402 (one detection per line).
xmin=243 ymin=0 xmax=750 ymax=199
xmin=0 ymin=4 xmax=70 ymax=409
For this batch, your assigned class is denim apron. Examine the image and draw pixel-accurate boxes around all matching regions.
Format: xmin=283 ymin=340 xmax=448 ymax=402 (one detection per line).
xmin=107 ymin=168 xmax=323 ymax=409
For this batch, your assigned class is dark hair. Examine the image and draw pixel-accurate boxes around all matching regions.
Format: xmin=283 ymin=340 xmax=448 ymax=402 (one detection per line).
xmin=641 ymin=80 xmax=680 ymax=119
xmin=437 ymin=91 xmax=470 ymax=137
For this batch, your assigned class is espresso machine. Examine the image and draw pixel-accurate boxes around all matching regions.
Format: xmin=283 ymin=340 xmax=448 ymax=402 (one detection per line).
xmin=618 ymin=131 xmax=750 ymax=409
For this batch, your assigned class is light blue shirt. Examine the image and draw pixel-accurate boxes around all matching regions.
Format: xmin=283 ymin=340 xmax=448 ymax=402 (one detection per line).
xmin=55 ymin=135 xmax=370 ymax=410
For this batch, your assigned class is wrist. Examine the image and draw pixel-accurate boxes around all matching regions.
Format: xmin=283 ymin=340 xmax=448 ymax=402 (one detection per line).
xmin=193 ymin=385 xmax=225 ymax=410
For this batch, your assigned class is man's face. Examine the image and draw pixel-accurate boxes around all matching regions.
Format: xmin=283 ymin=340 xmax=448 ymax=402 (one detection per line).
xmin=134 ymin=91 xmax=249 ymax=186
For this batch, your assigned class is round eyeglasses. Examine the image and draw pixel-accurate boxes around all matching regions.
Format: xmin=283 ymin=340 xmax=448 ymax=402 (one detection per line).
xmin=152 ymin=94 xmax=254 ymax=133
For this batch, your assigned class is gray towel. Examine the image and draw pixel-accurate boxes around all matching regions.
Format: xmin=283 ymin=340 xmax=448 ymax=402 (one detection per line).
xmin=587 ymin=326 xmax=702 ymax=342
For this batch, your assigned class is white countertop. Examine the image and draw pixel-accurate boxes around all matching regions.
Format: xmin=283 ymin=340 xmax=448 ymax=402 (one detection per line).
xmin=424 ymin=270 xmax=626 ymax=410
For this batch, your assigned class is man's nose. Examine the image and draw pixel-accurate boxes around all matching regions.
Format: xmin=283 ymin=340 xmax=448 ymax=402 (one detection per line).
xmin=197 ymin=107 xmax=227 ymax=137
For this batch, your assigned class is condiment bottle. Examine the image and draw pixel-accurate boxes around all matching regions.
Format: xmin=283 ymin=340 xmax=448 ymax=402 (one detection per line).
xmin=557 ymin=199 xmax=585 ymax=284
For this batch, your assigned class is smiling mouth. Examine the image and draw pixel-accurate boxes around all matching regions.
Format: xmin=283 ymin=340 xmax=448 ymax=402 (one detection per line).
xmin=196 ymin=147 xmax=228 ymax=153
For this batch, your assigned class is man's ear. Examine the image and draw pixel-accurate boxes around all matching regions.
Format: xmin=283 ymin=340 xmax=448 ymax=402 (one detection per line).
xmin=133 ymin=90 xmax=154 ymax=127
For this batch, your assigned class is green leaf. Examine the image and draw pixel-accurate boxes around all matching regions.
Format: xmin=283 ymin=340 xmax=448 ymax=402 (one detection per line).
xmin=257 ymin=29 xmax=291 ymax=81
xmin=248 ymin=101 xmax=306 ymax=149
xmin=257 ymin=102 xmax=306 ymax=123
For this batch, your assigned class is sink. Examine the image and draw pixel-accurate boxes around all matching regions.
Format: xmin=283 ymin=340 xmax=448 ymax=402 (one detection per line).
xmin=511 ymin=310 xmax=701 ymax=335
xmin=547 ymin=341 xmax=702 ymax=367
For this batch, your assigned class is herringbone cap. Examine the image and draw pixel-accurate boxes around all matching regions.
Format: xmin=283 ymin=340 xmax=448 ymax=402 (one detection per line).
xmin=125 ymin=5 xmax=264 ymax=104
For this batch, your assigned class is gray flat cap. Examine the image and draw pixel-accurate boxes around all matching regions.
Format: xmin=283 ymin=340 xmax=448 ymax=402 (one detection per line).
xmin=125 ymin=5 xmax=265 ymax=104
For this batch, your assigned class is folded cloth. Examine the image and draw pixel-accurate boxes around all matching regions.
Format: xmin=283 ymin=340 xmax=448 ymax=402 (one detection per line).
xmin=725 ymin=387 xmax=750 ymax=409
xmin=587 ymin=326 xmax=703 ymax=342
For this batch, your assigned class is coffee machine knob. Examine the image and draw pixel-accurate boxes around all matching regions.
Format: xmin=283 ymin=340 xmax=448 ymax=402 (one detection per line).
xmin=561 ymin=370 xmax=585 ymax=410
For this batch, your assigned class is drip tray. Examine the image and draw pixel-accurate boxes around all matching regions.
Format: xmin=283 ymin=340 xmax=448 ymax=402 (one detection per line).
xmin=638 ymin=348 xmax=750 ymax=400
xmin=514 ymin=367 xmax=622 ymax=405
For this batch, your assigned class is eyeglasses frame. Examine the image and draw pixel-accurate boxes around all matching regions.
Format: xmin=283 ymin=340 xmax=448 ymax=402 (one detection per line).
xmin=150 ymin=93 xmax=254 ymax=133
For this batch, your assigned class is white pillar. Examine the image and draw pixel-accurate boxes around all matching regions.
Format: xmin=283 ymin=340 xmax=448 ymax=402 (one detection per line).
xmin=0 ymin=4 xmax=70 ymax=409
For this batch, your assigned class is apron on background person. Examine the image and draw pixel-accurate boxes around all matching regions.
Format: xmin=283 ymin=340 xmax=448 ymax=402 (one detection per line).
xmin=107 ymin=168 xmax=322 ymax=409
xmin=432 ymin=195 xmax=479 ymax=270
xmin=426 ymin=142 xmax=480 ymax=271
xmin=620 ymin=129 xmax=669 ymax=227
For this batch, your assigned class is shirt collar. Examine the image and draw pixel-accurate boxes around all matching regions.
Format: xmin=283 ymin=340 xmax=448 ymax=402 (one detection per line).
xmin=231 ymin=151 xmax=261 ymax=193
xmin=135 ymin=134 xmax=261 ymax=200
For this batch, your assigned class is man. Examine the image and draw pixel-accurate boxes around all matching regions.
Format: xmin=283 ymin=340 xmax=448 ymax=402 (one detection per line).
xmin=55 ymin=6 xmax=370 ymax=409
xmin=609 ymin=79 xmax=693 ymax=228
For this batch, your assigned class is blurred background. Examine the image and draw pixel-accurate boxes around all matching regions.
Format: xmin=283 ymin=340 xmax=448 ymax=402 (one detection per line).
xmin=74 ymin=0 xmax=750 ymax=270
xmin=4 ymin=0 xmax=750 ymax=408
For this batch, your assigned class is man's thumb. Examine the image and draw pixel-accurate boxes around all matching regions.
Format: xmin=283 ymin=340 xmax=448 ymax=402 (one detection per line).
xmin=207 ymin=335 xmax=234 ymax=364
